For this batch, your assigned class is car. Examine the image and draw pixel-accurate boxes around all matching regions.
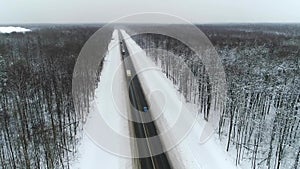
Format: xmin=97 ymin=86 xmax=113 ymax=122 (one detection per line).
xmin=143 ymin=106 xmax=148 ymax=113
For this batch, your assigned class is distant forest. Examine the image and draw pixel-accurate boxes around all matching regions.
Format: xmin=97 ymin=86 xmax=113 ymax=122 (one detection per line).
xmin=0 ymin=24 xmax=299 ymax=169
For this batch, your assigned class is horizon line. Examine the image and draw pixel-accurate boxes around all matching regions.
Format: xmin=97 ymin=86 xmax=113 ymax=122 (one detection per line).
xmin=1 ymin=21 xmax=300 ymax=26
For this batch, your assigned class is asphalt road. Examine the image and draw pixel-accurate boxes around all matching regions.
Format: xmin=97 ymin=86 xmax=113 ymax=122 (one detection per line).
xmin=118 ymin=31 xmax=172 ymax=169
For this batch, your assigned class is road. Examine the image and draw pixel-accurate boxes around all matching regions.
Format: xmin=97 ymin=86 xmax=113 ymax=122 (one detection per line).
xmin=118 ymin=30 xmax=172 ymax=169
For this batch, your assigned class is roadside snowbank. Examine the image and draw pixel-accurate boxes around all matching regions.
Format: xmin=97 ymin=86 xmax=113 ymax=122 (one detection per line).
xmin=121 ymin=30 xmax=240 ymax=169
xmin=0 ymin=26 xmax=31 ymax=33
xmin=72 ymin=30 xmax=132 ymax=169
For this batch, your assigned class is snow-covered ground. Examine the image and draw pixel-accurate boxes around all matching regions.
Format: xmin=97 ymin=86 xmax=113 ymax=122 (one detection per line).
xmin=121 ymin=30 xmax=240 ymax=169
xmin=0 ymin=26 xmax=31 ymax=33
xmin=71 ymin=30 xmax=132 ymax=169
xmin=73 ymin=29 xmax=240 ymax=169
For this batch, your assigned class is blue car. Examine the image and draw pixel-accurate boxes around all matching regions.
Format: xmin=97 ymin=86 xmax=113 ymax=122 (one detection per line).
xmin=143 ymin=107 xmax=148 ymax=113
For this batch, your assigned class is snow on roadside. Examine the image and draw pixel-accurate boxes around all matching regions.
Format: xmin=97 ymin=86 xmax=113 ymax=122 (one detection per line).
xmin=0 ymin=26 xmax=31 ymax=33
xmin=121 ymin=30 xmax=240 ymax=169
xmin=71 ymin=30 xmax=132 ymax=169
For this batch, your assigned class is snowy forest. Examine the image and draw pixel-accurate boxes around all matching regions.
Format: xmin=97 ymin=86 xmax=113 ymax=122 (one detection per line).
xmin=131 ymin=24 xmax=300 ymax=169
xmin=0 ymin=24 xmax=299 ymax=169
xmin=0 ymin=25 xmax=102 ymax=169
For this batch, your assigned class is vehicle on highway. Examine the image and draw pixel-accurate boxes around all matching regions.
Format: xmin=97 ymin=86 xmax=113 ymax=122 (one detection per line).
xmin=126 ymin=70 xmax=131 ymax=77
xmin=143 ymin=106 xmax=148 ymax=113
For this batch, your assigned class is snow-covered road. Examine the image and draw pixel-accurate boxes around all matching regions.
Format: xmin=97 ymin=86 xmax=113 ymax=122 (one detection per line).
xmin=73 ymin=29 xmax=240 ymax=169
xmin=121 ymin=30 xmax=240 ymax=169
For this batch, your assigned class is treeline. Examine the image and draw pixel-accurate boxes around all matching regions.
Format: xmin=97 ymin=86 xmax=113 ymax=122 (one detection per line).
xmin=132 ymin=25 xmax=300 ymax=169
xmin=72 ymin=26 xmax=113 ymax=123
xmin=0 ymin=26 xmax=102 ymax=169
xmin=132 ymin=33 xmax=213 ymax=120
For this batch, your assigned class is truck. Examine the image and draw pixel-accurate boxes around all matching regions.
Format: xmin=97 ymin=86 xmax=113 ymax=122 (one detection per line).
xmin=126 ymin=70 xmax=131 ymax=77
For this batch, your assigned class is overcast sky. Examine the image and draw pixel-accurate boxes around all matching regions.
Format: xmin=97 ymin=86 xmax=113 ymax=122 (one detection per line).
xmin=1 ymin=0 xmax=300 ymax=24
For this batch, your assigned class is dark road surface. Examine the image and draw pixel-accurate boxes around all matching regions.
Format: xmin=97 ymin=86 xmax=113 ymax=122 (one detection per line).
xmin=118 ymin=30 xmax=172 ymax=169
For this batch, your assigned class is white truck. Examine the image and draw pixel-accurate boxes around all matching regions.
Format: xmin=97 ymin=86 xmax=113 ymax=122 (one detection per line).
xmin=126 ymin=70 xmax=131 ymax=77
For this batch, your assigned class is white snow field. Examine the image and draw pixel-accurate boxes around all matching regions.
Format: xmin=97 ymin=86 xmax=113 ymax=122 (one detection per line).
xmin=0 ymin=26 xmax=31 ymax=33
xmin=72 ymin=30 xmax=132 ymax=169
xmin=121 ymin=30 xmax=240 ymax=169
